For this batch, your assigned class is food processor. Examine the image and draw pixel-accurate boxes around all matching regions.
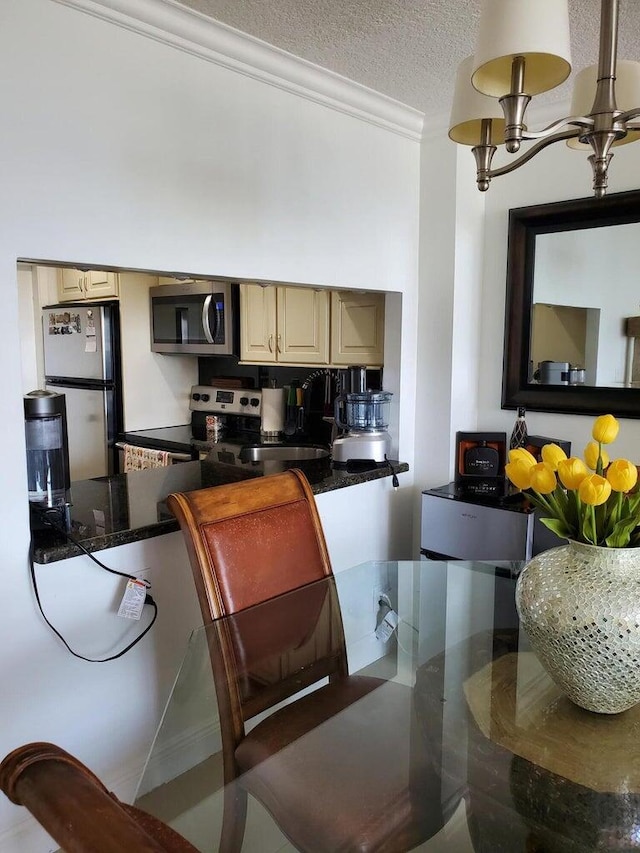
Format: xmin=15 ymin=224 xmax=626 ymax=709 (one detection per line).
xmin=332 ymin=376 xmax=392 ymax=467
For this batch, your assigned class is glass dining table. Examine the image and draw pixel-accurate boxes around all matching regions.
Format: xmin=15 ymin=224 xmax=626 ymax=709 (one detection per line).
xmin=134 ymin=559 xmax=640 ymax=852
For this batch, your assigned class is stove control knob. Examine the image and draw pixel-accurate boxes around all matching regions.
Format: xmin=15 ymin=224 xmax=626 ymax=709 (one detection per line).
xmin=250 ymin=397 xmax=260 ymax=407
xmin=201 ymin=394 xmax=210 ymax=402
xmin=192 ymin=393 xmax=201 ymax=401
xmin=240 ymin=396 xmax=249 ymax=406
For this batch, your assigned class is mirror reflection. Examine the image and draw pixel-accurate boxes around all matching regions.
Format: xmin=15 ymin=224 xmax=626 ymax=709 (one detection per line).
xmin=531 ymin=223 xmax=640 ymax=389
xmin=502 ymin=189 xmax=640 ymax=419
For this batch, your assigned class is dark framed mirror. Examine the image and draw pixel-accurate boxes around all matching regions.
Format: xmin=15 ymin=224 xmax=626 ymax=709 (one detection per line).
xmin=502 ymin=188 xmax=640 ymax=418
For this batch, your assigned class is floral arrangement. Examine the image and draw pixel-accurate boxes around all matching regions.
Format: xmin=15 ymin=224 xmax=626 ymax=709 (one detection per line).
xmin=505 ymin=414 xmax=640 ymax=548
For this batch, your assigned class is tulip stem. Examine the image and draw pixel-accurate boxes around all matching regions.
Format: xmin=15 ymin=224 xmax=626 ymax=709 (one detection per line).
xmin=579 ymin=502 xmax=597 ymax=544
xmin=572 ymin=491 xmax=582 ymax=536
xmin=546 ymin=490 xmax=570 ymax=530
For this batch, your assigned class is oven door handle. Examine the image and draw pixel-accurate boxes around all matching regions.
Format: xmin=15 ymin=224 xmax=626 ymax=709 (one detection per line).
xmin=115 ymin=442 xmax=193 ymax=463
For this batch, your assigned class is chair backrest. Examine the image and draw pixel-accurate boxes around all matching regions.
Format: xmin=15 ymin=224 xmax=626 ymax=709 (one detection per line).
xmin=167 ymin=468 xmax=334 ymax=619
xmin=167 ymin=470 xmax=349 ymax=770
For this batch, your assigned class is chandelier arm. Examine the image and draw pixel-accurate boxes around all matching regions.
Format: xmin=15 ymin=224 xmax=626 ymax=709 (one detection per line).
xmin=520 ymin=116 xmax=594 ymax=141
xmin=488 ymin=129 xmax=582 ymax=179
xmin=617 ymin=108 xmax=640 ymax=124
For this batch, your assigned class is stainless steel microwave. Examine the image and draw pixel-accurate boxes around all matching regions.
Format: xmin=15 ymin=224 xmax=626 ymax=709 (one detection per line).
xmin=149 ymin=281 xmax=238 ymax=355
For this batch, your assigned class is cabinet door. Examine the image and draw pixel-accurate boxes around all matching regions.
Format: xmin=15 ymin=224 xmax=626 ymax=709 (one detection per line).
xmin=330 ymin=290 xmax=385 ymax=365
xmin=277 ymin=287 xmax=329 ymax=365
xmin=240 ymin=283 xmax=277 ymax=362
xmin=84 ymin=271 xmax=119 ymax=299
xmin=57 ymin=269 xmax=85 ymax=302
xmin=57 ymin=269 xmax=118 ymax=301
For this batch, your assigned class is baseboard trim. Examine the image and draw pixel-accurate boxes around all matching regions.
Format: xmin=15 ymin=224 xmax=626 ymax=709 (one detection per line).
xmin=136 ymin=717 xmax=222 ymax=797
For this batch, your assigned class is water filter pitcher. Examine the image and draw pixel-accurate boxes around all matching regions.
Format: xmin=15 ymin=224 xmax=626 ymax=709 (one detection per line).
xmin=24 ymin=390 xmax=70 ymax=508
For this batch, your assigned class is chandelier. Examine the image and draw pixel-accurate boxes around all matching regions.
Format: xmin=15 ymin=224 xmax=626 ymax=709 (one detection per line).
xmin=448 ymin=0 xmax=640 ymax=197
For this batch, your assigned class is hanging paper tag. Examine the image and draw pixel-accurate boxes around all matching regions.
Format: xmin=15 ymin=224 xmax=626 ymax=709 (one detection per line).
xmin=375 ymin=607 xmax=399 ymax=642
xmin=117 ymin=579 xmax=147 ymax=620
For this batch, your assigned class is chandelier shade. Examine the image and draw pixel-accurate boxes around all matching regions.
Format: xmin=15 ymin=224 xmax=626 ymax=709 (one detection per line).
xmin=471 ymin=0 xmax=572 ymax=97
xmin=448 ymin=56 xmax=507 ymax=145
xmin=450 ymin=0 xmax=640 ymax=197
xmin=567 ymin=59 xmax=640 ymax=149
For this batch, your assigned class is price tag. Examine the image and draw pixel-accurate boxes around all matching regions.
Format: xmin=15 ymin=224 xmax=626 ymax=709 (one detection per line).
xmin=375 ymin=607 xmax=399 ymax=642
xmin=117 ymin=579 xmax=147 ymax=620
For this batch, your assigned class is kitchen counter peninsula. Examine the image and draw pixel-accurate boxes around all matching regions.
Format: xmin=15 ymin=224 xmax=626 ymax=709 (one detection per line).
xmin=31 ymin=457 xmax=408 ymax=564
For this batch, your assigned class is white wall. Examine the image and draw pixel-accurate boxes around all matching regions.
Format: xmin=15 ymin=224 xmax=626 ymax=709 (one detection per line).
xmin=0 ymin=1 xmax=421 ymax=848
xmin=414 ymin=133 xmax=486 ymax=495
xmin=118 ymin=271 xmax=198 ymax=430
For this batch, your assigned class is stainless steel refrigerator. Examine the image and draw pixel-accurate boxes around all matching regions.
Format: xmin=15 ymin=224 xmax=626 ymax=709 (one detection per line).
xmin=42 ymin=301 xmax=123 ymax=481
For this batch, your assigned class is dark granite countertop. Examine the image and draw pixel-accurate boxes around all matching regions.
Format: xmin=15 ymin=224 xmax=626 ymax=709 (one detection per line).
xmin=31 ymin=457 xmax=408 ymax=564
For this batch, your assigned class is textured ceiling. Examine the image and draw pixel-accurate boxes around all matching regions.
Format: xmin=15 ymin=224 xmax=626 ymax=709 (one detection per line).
xmin=174 ymin=0 xmax=640 ymax=119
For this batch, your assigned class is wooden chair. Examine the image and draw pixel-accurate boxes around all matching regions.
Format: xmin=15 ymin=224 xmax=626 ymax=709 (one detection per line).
xmin=0 ymin=741 xmax=199 ymax=853
xmin=167 ymin=469 xmax=443 ymax=852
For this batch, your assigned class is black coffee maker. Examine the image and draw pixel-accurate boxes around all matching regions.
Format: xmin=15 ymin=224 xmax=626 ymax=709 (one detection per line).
xmin=24 ymin=390 xmax=71 ymax=528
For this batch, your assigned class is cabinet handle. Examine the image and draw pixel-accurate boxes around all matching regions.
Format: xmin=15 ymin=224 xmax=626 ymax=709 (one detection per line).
xmin=276 ymin=333 xmax=282 ymax=353
xmin=268 ymin=334 xmax=273 ymax=353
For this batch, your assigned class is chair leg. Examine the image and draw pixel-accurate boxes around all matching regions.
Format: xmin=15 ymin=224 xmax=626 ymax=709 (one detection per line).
xmin=218 ymin=782 xmax=248 ymax=853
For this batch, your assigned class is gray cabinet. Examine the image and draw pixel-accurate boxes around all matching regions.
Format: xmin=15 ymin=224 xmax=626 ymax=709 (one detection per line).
xmin=420 ymin=485 xmax=562 ymax=562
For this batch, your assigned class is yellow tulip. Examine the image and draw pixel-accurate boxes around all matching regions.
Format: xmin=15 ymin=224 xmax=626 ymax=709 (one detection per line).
xmin=584 ymin=441 xmax=609 ymax=471
xmin=592 ymin=414 xmax=619 ymax=444
xmin=578 ymin=474 xmax=612 ymax=506
xmin=508 ymin=447 xmax=537 ymax=468
xmin=505 ymin=458 xmax=533 ymax=491
xmin=529 ymin=462 xmax=557 ymax=495
xmin=541 ymin=443 xmax=568 ymax=471
xmin=606 ymin=459 xmax=638 ymax=493
xmin=557 ymin=457 xmax=589 ymax=490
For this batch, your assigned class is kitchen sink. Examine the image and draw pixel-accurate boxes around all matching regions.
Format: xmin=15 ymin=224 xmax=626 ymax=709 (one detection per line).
xmin=239 ymin=445 xmax=330 ymax=462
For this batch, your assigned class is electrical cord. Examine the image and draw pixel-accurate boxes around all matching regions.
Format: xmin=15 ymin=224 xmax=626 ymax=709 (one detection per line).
xmin=29 ymin=507 xmax=158 ymax=663
xmin=384 ymin=456 xmax=400 ymax=489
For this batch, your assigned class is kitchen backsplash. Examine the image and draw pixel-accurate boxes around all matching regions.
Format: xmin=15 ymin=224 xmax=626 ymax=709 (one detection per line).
xmin=198 ymin=358 xmax=382 ymax=445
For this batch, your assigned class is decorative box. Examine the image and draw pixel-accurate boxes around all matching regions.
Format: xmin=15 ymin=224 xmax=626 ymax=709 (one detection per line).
xmin=525 ymin=435 xmax=572 ymax=462
xmin=455 ymin=431 xmax=507 ymax=497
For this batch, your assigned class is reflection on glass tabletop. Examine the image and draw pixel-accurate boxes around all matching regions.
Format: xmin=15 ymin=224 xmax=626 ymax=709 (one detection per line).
xmin=135 ymin=560 xmax=639 ymax=852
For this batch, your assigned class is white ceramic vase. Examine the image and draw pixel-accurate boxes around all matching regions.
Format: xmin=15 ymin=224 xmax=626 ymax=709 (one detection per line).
xmin=516 ymin=540 xmax=640 ymax=714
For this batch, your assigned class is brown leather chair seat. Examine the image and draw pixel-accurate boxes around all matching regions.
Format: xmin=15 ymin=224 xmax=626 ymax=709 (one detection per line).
xmin=236 ymin=678 xmax=439 ymax=853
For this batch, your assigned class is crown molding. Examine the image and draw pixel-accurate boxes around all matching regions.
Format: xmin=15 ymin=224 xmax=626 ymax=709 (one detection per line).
xmin=52 ymin=0 xmax=424 ymax=141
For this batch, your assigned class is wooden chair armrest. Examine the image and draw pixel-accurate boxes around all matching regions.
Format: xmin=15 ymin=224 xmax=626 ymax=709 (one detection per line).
xmin=0 ymin=742 xmax=198 ymax=853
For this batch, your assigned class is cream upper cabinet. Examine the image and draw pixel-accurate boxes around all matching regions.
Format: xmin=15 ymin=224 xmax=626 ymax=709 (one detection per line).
xmin=330 ymin=290 xmax=385 ymax=366
xmin=240 ymin=284 xmax=278 ymax=362
xmin=240 ymin=284 xmax=329 ymax=365
xmin=277 ymin=286 xmax=330 ymax=364
xmin=57 ymin=269 xmax=119 ymax=302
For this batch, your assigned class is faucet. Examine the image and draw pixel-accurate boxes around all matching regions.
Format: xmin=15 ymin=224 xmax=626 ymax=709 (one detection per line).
xmin=301 ymin=367 xmax=334 ymax=391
